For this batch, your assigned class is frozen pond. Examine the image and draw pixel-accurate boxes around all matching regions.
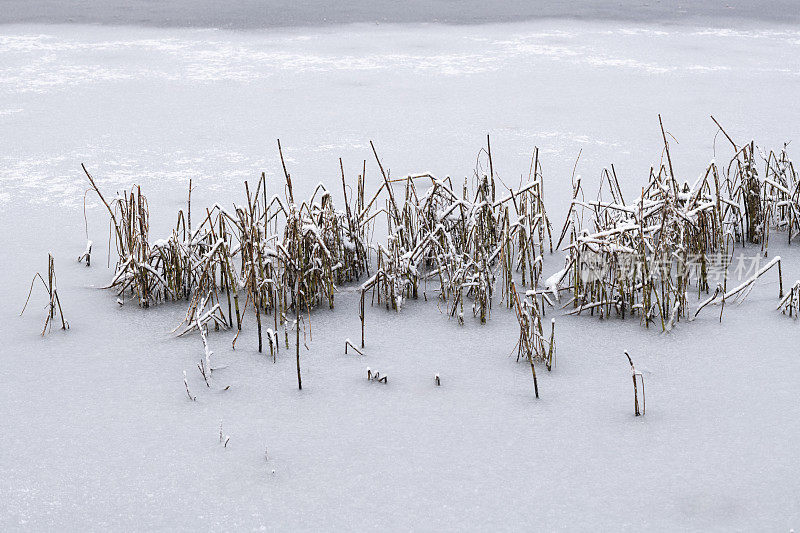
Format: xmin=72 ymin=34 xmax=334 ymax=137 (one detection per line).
xmin=2 ymin=21 xmax=800 ymax=213
xmin=2 ymin=19 xmax=800 ymax=531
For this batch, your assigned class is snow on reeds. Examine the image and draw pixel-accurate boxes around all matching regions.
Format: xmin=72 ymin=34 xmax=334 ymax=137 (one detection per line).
xmin=75 ymin=118 xmax=800 ymax=396
xmin=85 ymin=141 xmax=371 ymax=389
xmin=358 ymin=140 xmax=552 ymax=343
xmin=555 ymin=116 xmax=795 ymax=329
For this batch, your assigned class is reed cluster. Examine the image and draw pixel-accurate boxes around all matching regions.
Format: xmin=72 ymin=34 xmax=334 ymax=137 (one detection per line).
xmin=85 ymin=143 xmax=372 ymax=389
xmin=554 ymin=116 xmax=793 ymax=329
xmin=358 ymin=139 xmax=552 ymax=343
xmin=80 ymin=118 xmax=799 ymax=396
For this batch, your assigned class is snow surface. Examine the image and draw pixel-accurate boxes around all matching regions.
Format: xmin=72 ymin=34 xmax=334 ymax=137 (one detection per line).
xmin=3 ymin=0 xmax=800 ymax=27
xmin=2 ymin=18 xmax=800 ymax=531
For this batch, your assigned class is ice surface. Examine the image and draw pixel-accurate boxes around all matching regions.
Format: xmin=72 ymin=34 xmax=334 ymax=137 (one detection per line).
xmin=1 ymin=18 xmax=800 ymax=531
xmin=2 ymin=0 xmax=800 ymax=27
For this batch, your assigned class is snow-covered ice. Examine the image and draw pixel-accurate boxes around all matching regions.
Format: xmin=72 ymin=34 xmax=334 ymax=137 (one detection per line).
xmin=1 ymin=16 xmax=800 ymax=531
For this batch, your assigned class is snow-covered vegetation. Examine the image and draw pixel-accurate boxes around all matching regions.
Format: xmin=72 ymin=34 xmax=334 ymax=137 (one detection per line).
xmin=3 ymin=16 xmax=800 ymax=532
xmin=78 ymin=117 xmax=797 ymax=399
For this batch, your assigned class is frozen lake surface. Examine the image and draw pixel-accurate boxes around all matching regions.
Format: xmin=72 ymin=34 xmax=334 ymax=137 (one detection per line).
xmin=3 ymin=0 xmax=800 ymax=27
xmin=1 ymin=18 xmax=800 ymax=531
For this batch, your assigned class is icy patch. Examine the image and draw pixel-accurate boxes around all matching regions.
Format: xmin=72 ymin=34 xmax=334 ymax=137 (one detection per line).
xmin=0 ymin=108 xmax=23 ymax=116
xmin=1 ymin=20 xmax=799 ymax=209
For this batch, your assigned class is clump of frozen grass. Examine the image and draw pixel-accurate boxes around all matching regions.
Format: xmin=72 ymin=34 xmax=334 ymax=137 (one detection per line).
xmin=710 ymin=117 xmax=799 ymax=254
xmin=509 ymin=281 xmax=556 ymax=398
xmin=79 ymin=124 xmax=800 ymax=397
xmin=85 ymin=141 xmax=373 ymax=390
xmin=760 ymin=143 xmax=800 ymax=247
xmin=86 ymin=136 xmax=559 ymax=389
xmin=20 ymin=253 xmax=68 ymax=335
xmin=558 ymin=116 xmax=795 ymax=329
xmin=359 ymin=139 xmax=553 ymax=345
xmin=83 ymin=166 xmax=171 ymax=309
xmin=559 ymin=121 xmax=729 ymax=328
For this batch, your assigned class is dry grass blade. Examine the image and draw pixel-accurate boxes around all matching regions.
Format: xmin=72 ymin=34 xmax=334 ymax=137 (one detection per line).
xmin=20 ymin=254 xmax=68 ymax=335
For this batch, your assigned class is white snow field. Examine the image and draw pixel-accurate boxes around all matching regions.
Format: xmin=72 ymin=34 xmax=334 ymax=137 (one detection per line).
xmin=2 ymin=18 xmax=800 ymax=531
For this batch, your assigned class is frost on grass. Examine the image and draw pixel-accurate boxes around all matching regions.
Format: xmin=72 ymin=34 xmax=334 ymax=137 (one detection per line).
xmin=77 ymin=118 xmax=800 ymax=398
xmin=557 ymin=116 xmax=795 ymax=329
